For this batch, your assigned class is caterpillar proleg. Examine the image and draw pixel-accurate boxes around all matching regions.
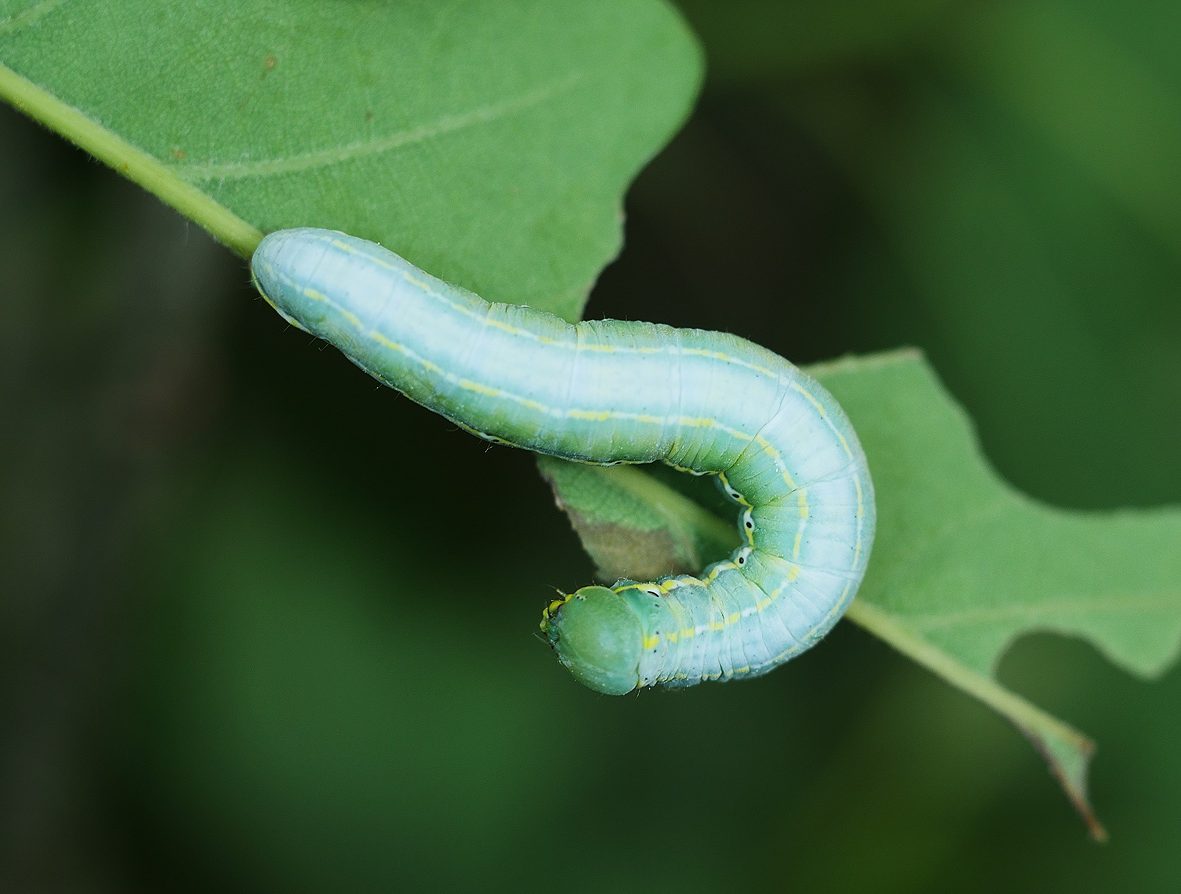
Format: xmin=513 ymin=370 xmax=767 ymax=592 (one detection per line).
xmin=251 ymin=228 xmax=876 ymax=694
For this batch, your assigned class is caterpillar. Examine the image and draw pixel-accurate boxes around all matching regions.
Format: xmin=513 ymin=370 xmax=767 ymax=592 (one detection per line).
xmin=251 ymin=228 xmax=876 ymax=695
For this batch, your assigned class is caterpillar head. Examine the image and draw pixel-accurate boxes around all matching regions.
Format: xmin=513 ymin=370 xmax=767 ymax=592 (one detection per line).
xmin=542 ymin=586 xmax=643 ymax=695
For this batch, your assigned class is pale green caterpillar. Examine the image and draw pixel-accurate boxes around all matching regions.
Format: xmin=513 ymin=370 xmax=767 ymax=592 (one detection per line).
xmin=251 ymin=228 xmax=876 ymax=694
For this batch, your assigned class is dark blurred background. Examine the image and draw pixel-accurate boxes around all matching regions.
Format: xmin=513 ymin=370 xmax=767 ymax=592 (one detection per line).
xmin=3 ymin=1 xmax=1180 ymax=890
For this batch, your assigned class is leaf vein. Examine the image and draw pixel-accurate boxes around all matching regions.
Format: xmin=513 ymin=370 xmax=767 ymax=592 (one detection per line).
xmin=0 ymin=0 xmax=70 ymax=36
xmin=904 ymin=591 xmax=1180 ymax=630
xmin=173 ymin=73 xmax=583 ymax=183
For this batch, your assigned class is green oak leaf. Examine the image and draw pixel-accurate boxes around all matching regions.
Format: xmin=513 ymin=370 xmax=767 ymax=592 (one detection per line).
xmin=0 ymin=0 xmax=700 ymax=321
xmin=539 ymin=350 xmax=1181 ymax=840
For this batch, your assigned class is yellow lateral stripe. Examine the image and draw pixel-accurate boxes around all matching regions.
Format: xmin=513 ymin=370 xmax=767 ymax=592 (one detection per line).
xmin=301 ymin=286 xmax=361 ymax=329
xmin=319 ymin=235 xmax=861 ymax=584
xmin=617 ymin=557 xmax=809 ymax=646
xmin=305 ymin=239 xmax=858 ymax=601
xmin=302 ymin=287 xmax=786 ymax=438
xmin=322 ymin=233 xmax=856 ymax=464
xmin=300 ymin=281 xmax=811 ymax=542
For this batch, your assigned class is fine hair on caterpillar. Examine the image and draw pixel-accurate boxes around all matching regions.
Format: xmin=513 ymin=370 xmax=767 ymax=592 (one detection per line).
xmin=251 ymin=228 xmax=876 ymax=694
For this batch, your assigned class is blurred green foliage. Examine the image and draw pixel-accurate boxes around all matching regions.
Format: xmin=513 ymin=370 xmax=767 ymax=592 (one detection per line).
xmin=3 ymin=1 xmax=1180 ymax=891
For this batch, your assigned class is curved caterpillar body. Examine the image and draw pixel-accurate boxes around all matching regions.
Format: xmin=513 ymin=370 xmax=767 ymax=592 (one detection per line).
xmin=251 ymin=228 xmax=876 ymax=695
